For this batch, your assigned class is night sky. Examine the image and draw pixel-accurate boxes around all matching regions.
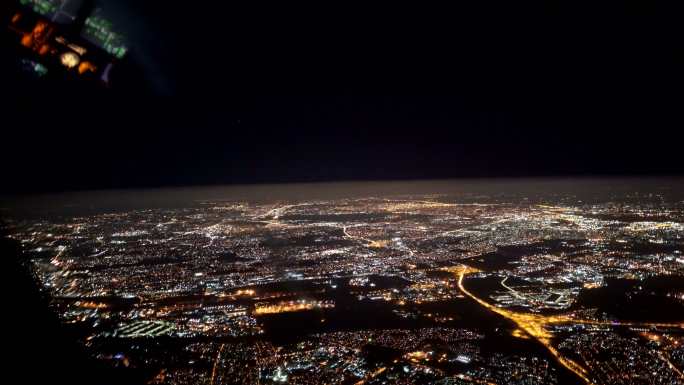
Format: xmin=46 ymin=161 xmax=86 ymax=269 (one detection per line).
xmin=2 ymin=1 xmax=683 ymax=194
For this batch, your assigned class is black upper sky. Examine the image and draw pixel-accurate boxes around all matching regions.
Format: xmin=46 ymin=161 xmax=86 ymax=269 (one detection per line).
xmin=2 ymin=1 xmax=683 ymax=194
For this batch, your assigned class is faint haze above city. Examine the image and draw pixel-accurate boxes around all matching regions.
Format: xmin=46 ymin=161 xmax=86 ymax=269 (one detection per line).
xmin=4 ymin=177 xmax=684 ymax=219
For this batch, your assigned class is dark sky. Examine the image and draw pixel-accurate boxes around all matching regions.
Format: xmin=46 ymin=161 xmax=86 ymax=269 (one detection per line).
xmin=2 ymin=1 xmax=684 ymax=194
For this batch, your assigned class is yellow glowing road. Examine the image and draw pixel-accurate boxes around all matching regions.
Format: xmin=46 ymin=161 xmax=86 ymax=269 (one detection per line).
xmin=658 ymin=351 xmax=684 ymax=380
xmin=342 ymin=225 xmax=384 ymax=248
xmin=210 ymin=343 xmax=226 ymax=385
xmin=451 ymin=266 xmax=595 ymax=384
xmin=451 ymin=265 xmax=684 ymax=384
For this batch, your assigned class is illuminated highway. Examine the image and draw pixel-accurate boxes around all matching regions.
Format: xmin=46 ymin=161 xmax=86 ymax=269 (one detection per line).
xmin=209 ymin=343 xmax=225 ymax=385
xmin=452 ymin=266 xmax=594 ymax=384
xmin=500 ymin=276 xmax=525 ymax=300
xmin=342 ymin=225 xmax=371 ymax=245
xmin=451 ymin=265 xmax=684 ymax=385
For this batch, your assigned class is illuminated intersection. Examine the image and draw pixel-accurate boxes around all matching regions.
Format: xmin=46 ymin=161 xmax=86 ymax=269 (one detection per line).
xmin=452 ymin=265 xmax=684 ymax=385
